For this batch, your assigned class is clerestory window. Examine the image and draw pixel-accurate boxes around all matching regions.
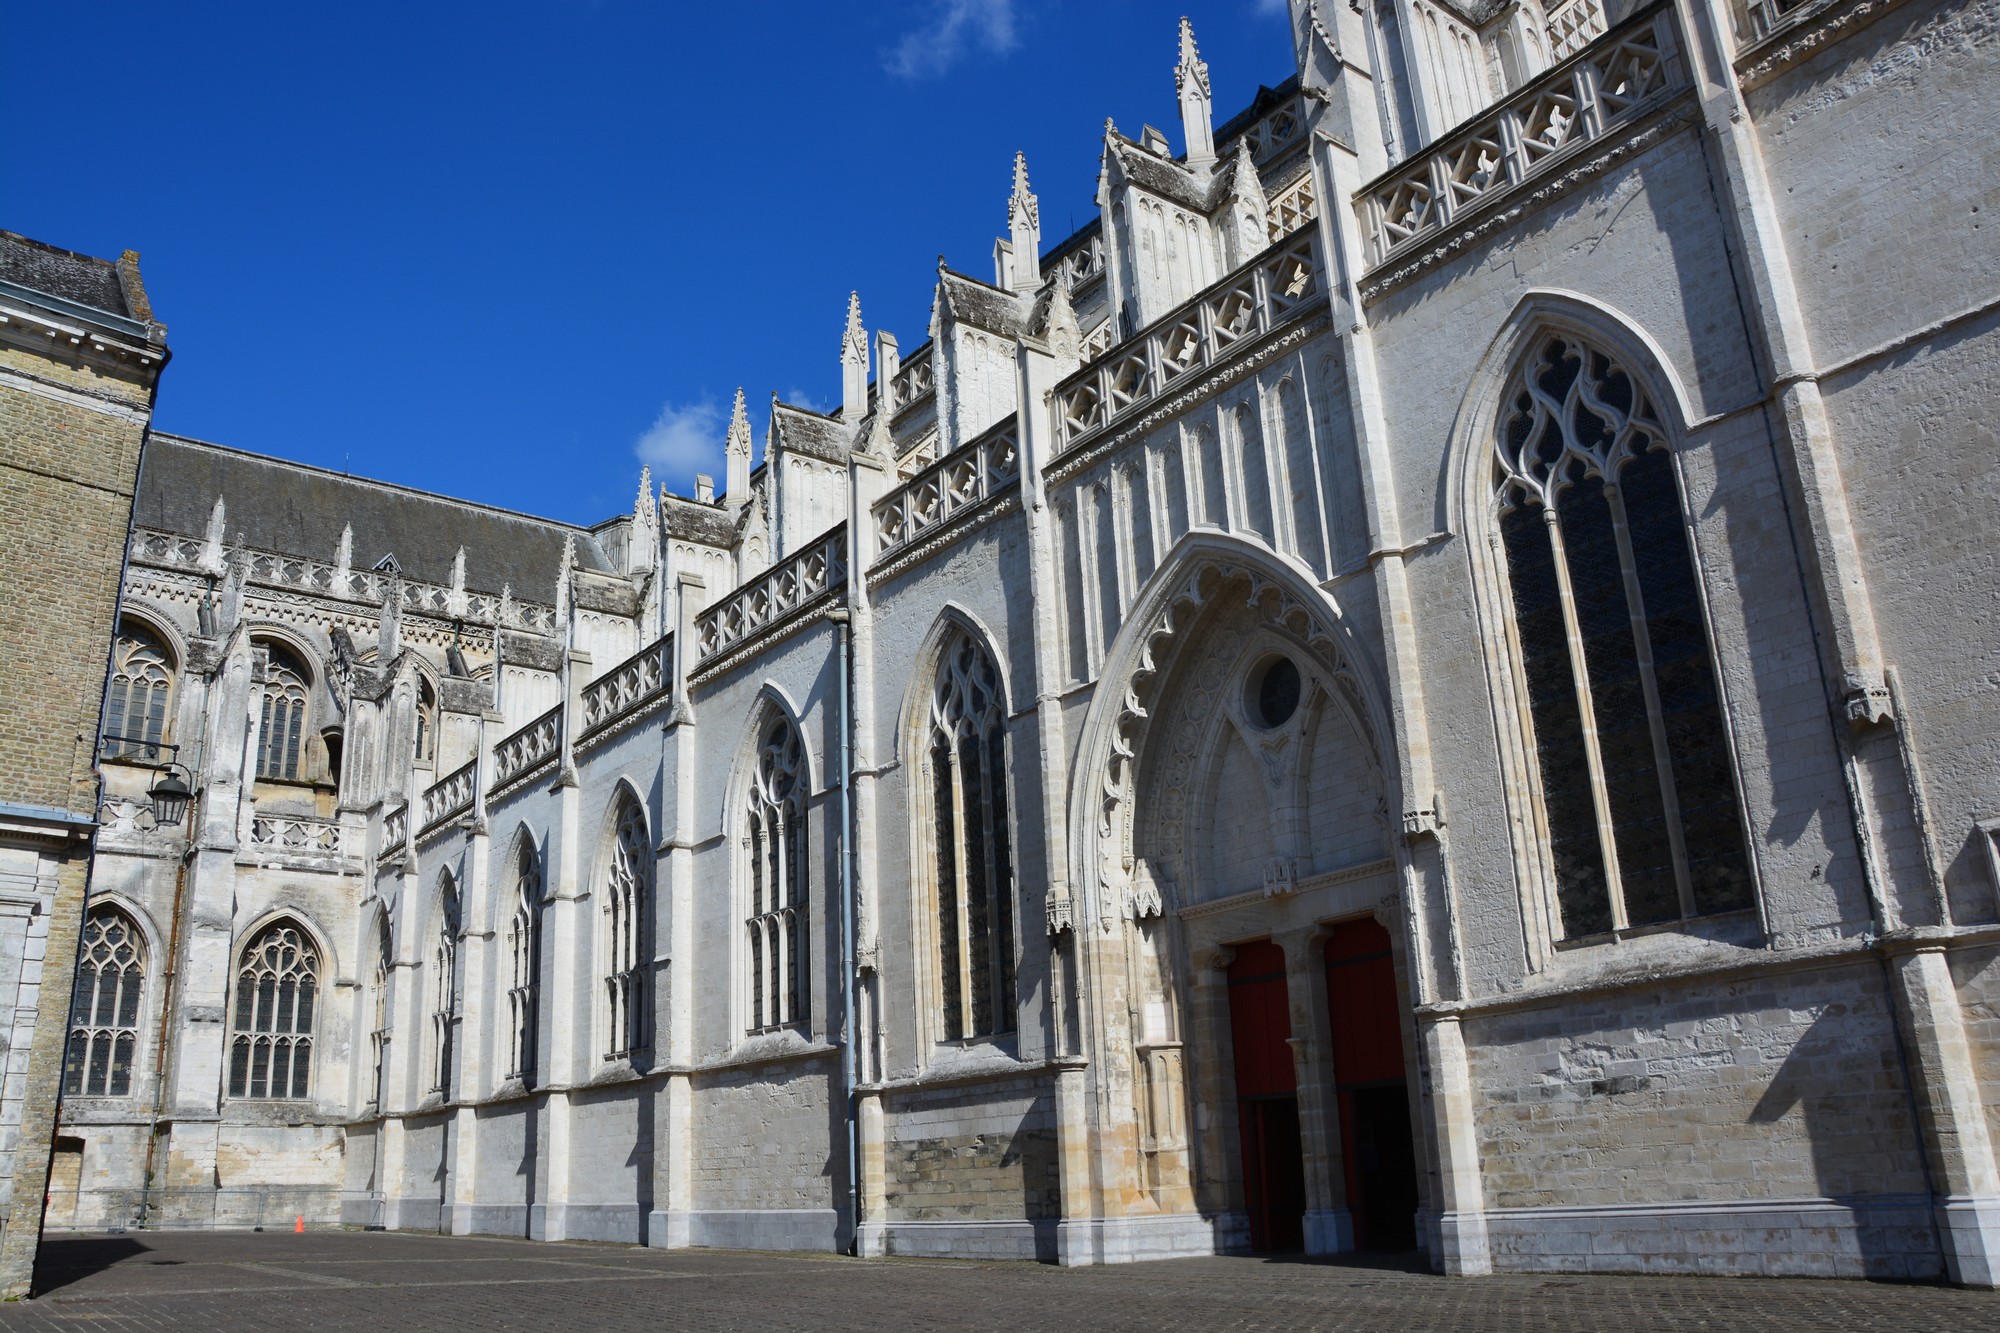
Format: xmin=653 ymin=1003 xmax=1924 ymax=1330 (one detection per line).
xmin=1494 ymin=334 xmax=1753 ymax=939
xmin=507 ymin=847 xmax=542 ymax=1080
xmin=229 ymin=922 xmax=318 ymax=1098
xmin=64 ymin=909 xmax=144 ymax=1097
xmin=928 ymin=633 xmax=1018 ymax=1041
xmin=256 ymin=644 xmax=311 ymax=781
xmin=431 ymin=879 xmax=460 ymax=1095
xmin=745 ymin=716 xmax=808 ymax=1034
xmin=604 ymin=800 xmax=651 ymax=1059
xmin=105 ymin=623 xmax=174 ymax=763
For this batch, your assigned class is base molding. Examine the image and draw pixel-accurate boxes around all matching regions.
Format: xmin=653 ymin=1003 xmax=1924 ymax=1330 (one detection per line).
xmin=646 ymin=1208 xmax=839 ymax=1252
xmin=1937 ymin=1194 xmax=2000 ymax=1288
xmin=529 ymin=1202 xmax=646 ymax=1245
xmin=860 ymin=1216 xmax=1058 ymax=1262
xmin=1056 ymin=1212 xmax=1227 ymax=1266
xmin=1480 ymin=1194 xmax=1941 ymax=1280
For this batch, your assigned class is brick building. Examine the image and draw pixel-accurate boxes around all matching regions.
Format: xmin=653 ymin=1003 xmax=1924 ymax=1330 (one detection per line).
xmin=41 ymin=0 xmax=2000 ymax=1285
xmin=0 ymin=231 xmax=167 ymax=1294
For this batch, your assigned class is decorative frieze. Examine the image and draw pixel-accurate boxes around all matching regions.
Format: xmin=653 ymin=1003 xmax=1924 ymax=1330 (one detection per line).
xmin=1357 ymin=2 xmax=1685 ymax=269
xmin=131 ymin=527 xmax=558 ymax=634
xmin=872 ymin=421 xmax=1019 ymax=563
xmin=492 ymin=703 xmax=563 ymax=789
xmin=418 ymin=759 xmax=476 ymax=836
xmin=578 ymin=634 xmax=672 ymax=741
xmin=694 ymin=528 xmax=847 ymax=666
xmin=1051 ymin=230 xmax=1323 ymax=455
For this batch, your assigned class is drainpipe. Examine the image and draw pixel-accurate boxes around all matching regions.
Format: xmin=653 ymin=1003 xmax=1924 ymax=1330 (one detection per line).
xmin=827 ymin=606 xmax=858 ymax=1252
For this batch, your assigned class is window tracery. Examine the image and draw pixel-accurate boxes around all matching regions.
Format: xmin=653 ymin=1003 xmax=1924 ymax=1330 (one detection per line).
xmin=431 ymin=880 xmax=460 ymax=1094
xmin=105 ymin=623 xmax=173 ymax=762
xmin=605 ymin=800 xmax=651 ymax=1058
xmin=1493 ymin=334 xmax=1753 ymax=937
xmin=256 ymin=644 xmax=310 ymax=781
xmin=370 ymin=918 xmax=392 ymax=1107
xmin=745 ymin=716 xmax=808 ymax=1033
xmin=64 ymin=909 xmax=144 ymax=1097
xmin=928 ymin=633 xmax=1017 ymax=1041
xmin=228 ymin=922 xmax=318 ymax=1099
xmin=508 ymin=846 xmax=541 ymax=1079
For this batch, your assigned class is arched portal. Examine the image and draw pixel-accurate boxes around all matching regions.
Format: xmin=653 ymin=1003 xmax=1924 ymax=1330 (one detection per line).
xmin=1065 ymin=536 xmax=1426 ymax=1256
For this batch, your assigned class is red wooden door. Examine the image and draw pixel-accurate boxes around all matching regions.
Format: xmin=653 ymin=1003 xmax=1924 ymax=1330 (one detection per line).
xmin=1227 ymin=940 xmax=1304 ymax=1251
xmin=1324 ymin=919 xmax=1418 ymax=1249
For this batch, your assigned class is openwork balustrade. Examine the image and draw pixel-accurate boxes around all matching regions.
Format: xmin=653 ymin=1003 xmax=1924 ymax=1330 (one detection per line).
xmin=1545 ymin=0 xmax=1609 ymax=59
xmin=579 ymin=635 xmax=672 ymax=738
xmin=131 ymin=529 xmax=558 ymax=633
xmin=1236 ymin=95 xmax=1305 ymax=164
xmin=1358 ymin=2 xmax=1682 ymax=266
xmin=1054 ymin=231 xmax=1106 ymax=291
xmin=381 ymin=802 xmax=409 ymax=856
xmin=1052 ymin=230 xmax=1324 ymax=451
xmin=873 ymin=423 xmax=1020 ymax=560
xmin=1265 ymin=172 xmax=1318 ymax=243
xmin=493 ymin=703 xmax=564 ymax=785
xmin=419 ymin=759 xmax=476 ymax=834
xmin=249 ymin=814 xmax=349 ymax=857
xmin=695 ymin=528 xmax=848 ymax=664
xmin=1739 ymin=0 xmax=1812 ymax=39
xmin=888 ymin=345 xmax=936 ymax=412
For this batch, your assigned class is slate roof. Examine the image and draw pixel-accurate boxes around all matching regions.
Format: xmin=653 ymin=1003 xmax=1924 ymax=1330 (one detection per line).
xmin=1107 ymin=137 xmax=1216 ymax=212
xmin=135 ymin=434 xmax=611 ymax=605
xmin=938 ymin=270 xmax=1028 ymax=337
xmin=771 ymin=403 xmax=850 ymax=464
xmin=660 ymin=493 xmax=738 ymax=546
xmin=0 ymin=231 xmax=129 ymax=316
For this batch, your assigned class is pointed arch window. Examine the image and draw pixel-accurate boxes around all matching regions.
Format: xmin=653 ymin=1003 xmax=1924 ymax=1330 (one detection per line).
xmin=1493 ymin=334 xmax=1753 ymax=938
xmin=370 ymin=918 xmax=392 ymax=1108
xmin=105 ymin=623 xmax=173 ymax=763
xmin=229 ymin=922 xmax=318 ymax=1099
xmin=746 ymin=716 xmax=808 ymax=1033
xmin=256 ymin=644 xmax=311 ymax=781
xmin=508 ymin=846 xmax=542 ymax=1079
xmin=928 ymin=633 xmax=1018 ymax=1041
xmin=431 ymin=879 xmax=460 ymax=1094
xmin=604 ymin=801 xmax=651 ymax=1059
xmin=64 ymin=909 xmax=145 ymax=1097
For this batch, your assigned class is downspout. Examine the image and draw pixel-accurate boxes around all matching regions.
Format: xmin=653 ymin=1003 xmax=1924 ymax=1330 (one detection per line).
xmin=827 ymin=606 xmax=858 ymax=1253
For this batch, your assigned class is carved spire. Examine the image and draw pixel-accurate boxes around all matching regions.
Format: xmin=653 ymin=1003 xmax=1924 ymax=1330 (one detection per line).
xmin=841 ymin=292 xmax=869 ymax=423
xmin=630 ymin=467 xmax=658 ymax=574
xmin=1176 ymin=16 xmax=1215 ymax=170
xmin=1223 ymin=143 xmax=1271 ymax=267
xmin=334 ymin=523 xmax=353 ymax=580
xmin=554 ymin=533 xmax=576 ymax=627
xmin=1005 ymin=152 xmax=1041 ymax=293
xmin=200 ymin=495 xmax=227 ymax=574
xmin=1044 ymin=273 xmax=1081 ymax=376
xmin=725 ymin=387 xmax=752 ymax=509
xmin=445 ymin=546 xmax=469 ymax=619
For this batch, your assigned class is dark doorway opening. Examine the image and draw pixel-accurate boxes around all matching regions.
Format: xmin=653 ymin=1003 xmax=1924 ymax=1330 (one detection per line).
xmin=1227 ymin=940 xmax=1304 ymax=1252
xmin=1325 ymin=919 xmax=1419 ymax=1250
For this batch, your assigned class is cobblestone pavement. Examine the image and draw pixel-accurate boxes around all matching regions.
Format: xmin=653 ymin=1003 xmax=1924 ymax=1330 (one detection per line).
xmin=4 ymin=1230 xmax=1998 ymax=1332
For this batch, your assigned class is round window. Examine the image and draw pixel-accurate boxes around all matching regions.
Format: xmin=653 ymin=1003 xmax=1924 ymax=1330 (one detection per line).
xmin=1251 ymin=656 xmax=1301 ymax=728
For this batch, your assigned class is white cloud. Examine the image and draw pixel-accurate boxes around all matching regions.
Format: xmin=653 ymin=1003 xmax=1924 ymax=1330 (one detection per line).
xmin=634 ymin=398 xmax=726 ymax=489
xmin=885 ymin=0 xmax=1018 ymax=79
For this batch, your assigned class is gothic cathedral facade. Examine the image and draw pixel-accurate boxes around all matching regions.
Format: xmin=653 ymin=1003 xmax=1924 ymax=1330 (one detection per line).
xmin=53 ymin=0 xmax=2000 ymax=1283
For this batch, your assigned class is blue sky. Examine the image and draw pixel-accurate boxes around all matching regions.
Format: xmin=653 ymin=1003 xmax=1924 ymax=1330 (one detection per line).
xmin=7 ymin=2 xmax=1298 ymax=526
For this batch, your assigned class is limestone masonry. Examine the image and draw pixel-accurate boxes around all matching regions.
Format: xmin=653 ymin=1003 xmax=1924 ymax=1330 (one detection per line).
xmin=27 ymin=0 xmax=2000 ymax=1285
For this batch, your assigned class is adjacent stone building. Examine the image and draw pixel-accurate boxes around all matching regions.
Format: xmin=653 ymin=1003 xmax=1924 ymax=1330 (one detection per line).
xmin=0 ymin=231 xmax=167 ymax=1294
xmin=46 ymin=0 xmax=2000 ymax=1285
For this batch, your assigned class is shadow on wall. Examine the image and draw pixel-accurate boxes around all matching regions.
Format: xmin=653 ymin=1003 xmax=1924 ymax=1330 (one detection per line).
xmin=1747 ymin=999 xmax=1937 ymax=1279
xmin=31 ymin=1236 xmax=153 ymax=1297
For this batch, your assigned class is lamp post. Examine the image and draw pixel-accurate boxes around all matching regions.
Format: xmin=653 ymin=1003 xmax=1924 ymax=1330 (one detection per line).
xmin=100 ymin=737 xmax=195 ymax=827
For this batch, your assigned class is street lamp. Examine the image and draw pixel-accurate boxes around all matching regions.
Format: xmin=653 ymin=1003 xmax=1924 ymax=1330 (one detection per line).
xmin=102 ymin=737 xmax=195 ymax=827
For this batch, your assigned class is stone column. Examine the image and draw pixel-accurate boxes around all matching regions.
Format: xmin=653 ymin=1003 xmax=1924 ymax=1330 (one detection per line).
xmin=856 ymin=1089 xmax=887 ymax=1257
xmin=1050 ymin=1056 xmax=1094 ymax=1265
xmin=1889 ymin=944 xmax=2000 ymax=1286
xmin=1281 ymin=926 xmax=1352 ymax=1255
xmin=1417 ymin=1013 xmax=1490 ymax=1275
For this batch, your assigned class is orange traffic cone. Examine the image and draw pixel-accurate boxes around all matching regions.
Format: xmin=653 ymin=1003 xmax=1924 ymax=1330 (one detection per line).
xmin=294 ymin=1215 xmax=305 ymax=1234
